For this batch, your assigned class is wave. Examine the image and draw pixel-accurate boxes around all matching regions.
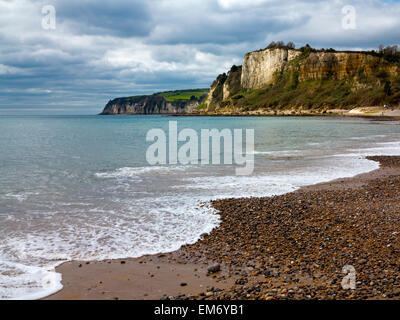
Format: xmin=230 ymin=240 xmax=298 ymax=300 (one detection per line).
xmin=0 ymin=197 xmax=219 ymax=300
xmin=4 ymin=192 xmax=40 ymax=203
xmin=178 ymin=155 xmax=380 ymax=198
xmin=95 ymin=165 xmax=190 ymax=179
xmin=0 ymin=261 xmax=62 ymax=300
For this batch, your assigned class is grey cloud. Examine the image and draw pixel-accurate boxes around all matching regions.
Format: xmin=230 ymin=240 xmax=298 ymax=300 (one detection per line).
xmin=0 ymin=0 xmax=399 ymax=114
xmin=54 ymin=0 xmax=153 ymax=38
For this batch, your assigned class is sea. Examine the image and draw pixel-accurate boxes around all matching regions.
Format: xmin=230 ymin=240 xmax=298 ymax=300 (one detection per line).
xmin=1 ymin=115 xmax=400 ymax=299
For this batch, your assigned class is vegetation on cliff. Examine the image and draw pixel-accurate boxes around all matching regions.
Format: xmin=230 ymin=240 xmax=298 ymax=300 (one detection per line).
xmin=202 ymin=43 xmax=400 ymax=113
xmin=156 ymin=89 xmax=208 ymax=102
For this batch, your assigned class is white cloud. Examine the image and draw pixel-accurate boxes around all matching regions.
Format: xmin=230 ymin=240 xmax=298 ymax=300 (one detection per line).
xmin=101 ymin=41 xmax=237 ymax=77
xmin=25 ymin=88 xmax=52 ymax=94
xmin=0 ymin=64 xmax=27 ymax=75
xmin=218 ymin=0 xmax=274 ymax=10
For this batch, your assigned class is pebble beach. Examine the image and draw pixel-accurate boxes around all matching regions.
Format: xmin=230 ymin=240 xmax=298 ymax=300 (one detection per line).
xmin=47 ymin=156 xmax=400 ymax=300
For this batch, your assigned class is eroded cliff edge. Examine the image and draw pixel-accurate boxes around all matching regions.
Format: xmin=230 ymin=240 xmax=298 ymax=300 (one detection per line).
xmin=203 ymin=45 xmax=400 ymax=114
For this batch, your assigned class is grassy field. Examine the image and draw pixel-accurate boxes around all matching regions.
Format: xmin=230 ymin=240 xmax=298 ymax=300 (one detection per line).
xmin=124 ymin=95 xmax=146 ymax=100
xmin=156 ymin=89 xmax=208 ymax=102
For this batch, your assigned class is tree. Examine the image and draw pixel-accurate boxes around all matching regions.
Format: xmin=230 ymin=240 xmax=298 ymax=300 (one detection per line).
xmin=276 ymin=41 xmax=285 ymax=48
xmin=266 ymin=41 xmax=292 ymax=50
xmin=230 ymin=65 xmax=239 ymax=72
xmin=287 ymin=41 xmax=295 ymax=49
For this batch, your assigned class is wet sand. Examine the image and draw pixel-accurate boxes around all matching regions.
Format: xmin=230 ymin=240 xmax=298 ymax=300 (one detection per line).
xmin=46 ymin=156 xmax=400 ymax=300
xmin=45 ymin=259 xmax=234 ymax=300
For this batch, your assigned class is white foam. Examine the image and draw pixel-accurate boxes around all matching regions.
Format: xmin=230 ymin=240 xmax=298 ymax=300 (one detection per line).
xmin=0 ymin=261 xmax=62 ymax=300
xmin=251 ymin=150 xmax=302 ymax=156
xmin=179 ymin=156 xmax=380 ymax=198
xmin=4 ymin=192 xmax=39 ymax=202
xmin=0 ymin=198 xmax=219 ymax=300
xmin=95 ymin=166 xmax=189 ymax=179
xmin=338 ymin=141 xmax=400 ymax=157
xmin=349 ymin=134 xmax=387 ymax=140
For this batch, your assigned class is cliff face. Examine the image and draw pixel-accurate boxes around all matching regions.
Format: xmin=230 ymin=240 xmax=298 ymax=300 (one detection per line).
xmin=241 ymin=48 xmax=300 ymax=89
xmin=101 ymin=94 xmax=202 ymax=115
xmin=204 ymin=47 xmax=400 ymax=111
xmin=298 ymin=52 xmax=380 ymax=81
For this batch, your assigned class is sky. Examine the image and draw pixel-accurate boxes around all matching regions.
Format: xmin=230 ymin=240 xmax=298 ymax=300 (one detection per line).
xmin=0 ymin=0 xmax=399 ymax=114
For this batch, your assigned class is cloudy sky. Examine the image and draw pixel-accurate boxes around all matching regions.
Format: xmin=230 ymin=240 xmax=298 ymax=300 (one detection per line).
xmin=0 ymin=0 xmax=399 ymax=114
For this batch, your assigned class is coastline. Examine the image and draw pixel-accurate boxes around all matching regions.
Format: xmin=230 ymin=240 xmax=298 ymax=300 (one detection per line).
xmin=104 ymin=110 xmax=400 ymax=121
xmin=46 ymin=155 xmax=400 ymax=300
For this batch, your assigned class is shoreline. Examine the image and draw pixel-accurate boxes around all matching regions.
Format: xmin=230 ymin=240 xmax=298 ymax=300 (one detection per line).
xmin=175 ymin=114 xmax=400 ymax=122
xmin=105 ymin=113 xmax=400 ymax=121
xmin=46 ymin=155 xmax=400 ymax=300
xmin=101 ymin=106 xmax=400 ymax=119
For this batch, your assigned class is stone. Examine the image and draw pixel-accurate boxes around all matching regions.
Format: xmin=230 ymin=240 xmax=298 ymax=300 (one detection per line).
xmin=207 ymin=264 xmax=221 ymax=274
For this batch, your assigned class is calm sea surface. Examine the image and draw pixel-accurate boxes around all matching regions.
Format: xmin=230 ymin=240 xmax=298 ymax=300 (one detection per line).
xmin=1 ymin=115 xmax=400 ymax=299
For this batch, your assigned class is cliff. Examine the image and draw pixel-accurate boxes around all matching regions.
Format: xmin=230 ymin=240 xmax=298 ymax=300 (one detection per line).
xmin=101 ymin=44 xmax=400 ymax=116
xmin=241 ymin=48 xmax=300 ymax=89
xmin=204 ymin=45 xmax=400 ymax=113
xmin=100 ymin=89 xmax=207 ymax=115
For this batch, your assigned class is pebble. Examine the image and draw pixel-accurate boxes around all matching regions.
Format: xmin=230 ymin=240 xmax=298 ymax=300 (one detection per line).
xmin=207 ymin=264 xmax=221 ymax=274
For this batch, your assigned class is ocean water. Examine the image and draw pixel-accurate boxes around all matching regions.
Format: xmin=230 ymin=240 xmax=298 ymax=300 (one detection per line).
xmin=1 ymin=115 xmax=400 ymax=299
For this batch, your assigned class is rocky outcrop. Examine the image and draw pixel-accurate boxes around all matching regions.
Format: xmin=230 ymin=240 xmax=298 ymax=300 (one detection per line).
xmin=100 ymin=95 xmax=201 ymax=115
xmin=204 ymin=46 xmax=400 ymax=111
xmin=223 ymin=65 xmax=242 ymax=100
xmin=205 ymin=66 xmax=242 ymax=111
xmin=204 ymin=73 xmax=227 ymax=110
xmin=241 ymin=48 xmax=300 ymax=89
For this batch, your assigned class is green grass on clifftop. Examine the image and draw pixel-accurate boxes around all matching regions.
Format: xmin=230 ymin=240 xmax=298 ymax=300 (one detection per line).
xmin=156 ymin=89 xmax=208 ymax=102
